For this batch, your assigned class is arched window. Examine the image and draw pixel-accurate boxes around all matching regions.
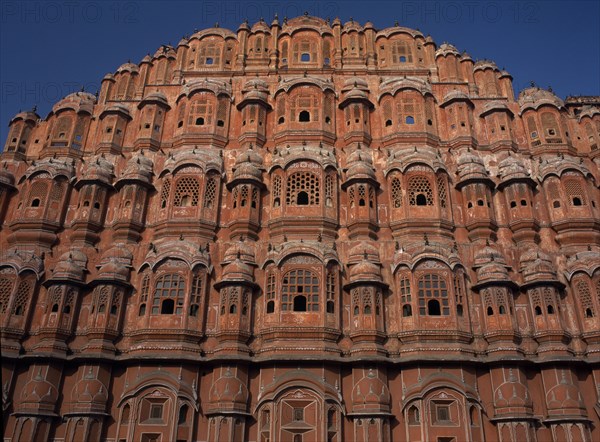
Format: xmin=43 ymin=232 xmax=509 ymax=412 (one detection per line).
xmin=272 ymin=174 xmax=282 ymax=207
xmin=408 ymin=406 xmax=420 ymax=424
xmin=28 ymin=181 xmax=48 ymax=207
xmin=418 ymin=273 xmax=449 ymax=316
xmin=391 ymin=176 xmax=403 ymax=208
xmin=204 ymin=176 xmax=217 ymax=209
xmin=173 ymin=177 xmax=200 ymax=207
xmin=390 ymin=40 xmax=413 ymax=64
xmin=399 ymin=275 xmax=412 ymax=316
xmin=564 ymin=179 xmax=587 ymax=206
xmin=187 ymin=96 xmax=213 ymax=127
xmin=408 ymin=176 xmax=434 ymax=206
xmin=266 ymin=272 xmax=276 ymax=313
xmin=189 ymin=270 xmax=204 ymax=317
xmin=290 ymin=90 xmax=320 ymax=123
xmin=575 ymin=279 xmax=594 ymax=318
xmin=286 ymin=171 xmax=320 ymax=206
xmin=152 ymin=273 xmax=185 ymax=315
xmin=281 ymin=269 xmax=319 ymax=312
xmin=198 ymin=42 xmax=221 ymax=66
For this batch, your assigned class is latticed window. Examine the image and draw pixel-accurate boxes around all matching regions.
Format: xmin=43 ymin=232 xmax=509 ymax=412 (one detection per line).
xmin=326 ymin=269 xmax=336 ymax=313
xmin=190 ymin=270 xmax=204 ymax=316
xmin=408 ymin=176 xmax=434 ymax=206
xmin=293 ymin=39 xmax=317 ymax=63
xmin=391 ymin=176 xmax=403 ymax=208
xmin=547 ymin=179 xmax=561 ymax=208
xmin=12 ymin=279 xmax=32 ymax=316
xmin=204 ymin=176 xmax=217 ymax=209
xmin=418 ymin=274 xmax=449 ymax=316
xmin=188 ymin=98 xmax=213 ymax=126
xmin=272 ymin=174 xmax=282 ymax=206
xmin=348 ymin=186 xmax=356 ymax=207
xmin=277 ymin=97 xmax=286 ymax=123
xmin=575 ymin=279 xmax=594 ymax=318
xmin=540 ymin=112 xmax=560 ymax=138
xmin=138 ymin=273 xmax=150 ymax=316
xmin=564 ymin=179 xmax=587 ymax=206
xmin=49 ymin=287 xmax=62 ymax=313
xmin=393 ymin=40 xmax=413 ymax=63
xmin=527 ymin=116 xmax=539 ymax=140
xmin=160 ymin=179 xmax=171 ymax=209
xmin=437 ymin=175 xmax=448 ymax=208
xmin=291 ymin=92 xmax=319 ymax=122
xmin=286 ymin=172 xmax=320 ymax=206
xmin=266 ymin=272 xmax=276 ymax=313
xmin=543 ymin=287 xmax=557 ymax=314
xmin=177 ymin=102 xmax=186 ymax=127
xmin=240 ymin=185 xmax=249 ymax=207
xmin=281 ymin=269 xmax=319 ymax=312
xmin=352 ymin=288 xmax=360 ymax=315
xmin=220 ymin=286 xmax=240 ymax=315
xmin=362 ymin=287 xmax=373 ymax=314
xmin=52 ymin=116 xmax=72 ymax=145
xmin=251 ymin=187 xmax=259 ymax=209
xmin=96 ymin=286 xmax=111 ymax=313
xmin=173 ymin=177 xmax=200 ymax=207
xmin=197 ymin=43 xmax=221 ymax=66
xmin=399 ymin=275 xmax=412 ymax=317
xmin=216 ymin=100 xmax=228 ymax=127
xmin=325 ymin=174 xmax=334 ymax=207
xmin=50 ymin=179 xmax=65 ymax=203
xmin=0 ymin=276 xmax=13 ymax=314
xmin=152 ymin=273 xmax=185 ymax=315
xmin=454 ymin=271 xmax=464 ymax=315
xmin=28 ymin=181 xmax=48 ymax=207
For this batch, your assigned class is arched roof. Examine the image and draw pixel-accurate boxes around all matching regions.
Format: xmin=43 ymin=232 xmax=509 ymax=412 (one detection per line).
xmin=140 ymin=238 xmax=212 ymax=272
xmin=384 ymin=146 xmax=447 ymax=176
xmin=378 ymin=77 xmax=433 ymax=101
xmin=161 ymin=147 xmax=223 ymax=176
xmin=275 ymin=75 xmax=336 ymax=95
xmin=262 ymin=241 xmax=339 ymax=268
xmin=269 ymin=144 xmax=338 ymax=172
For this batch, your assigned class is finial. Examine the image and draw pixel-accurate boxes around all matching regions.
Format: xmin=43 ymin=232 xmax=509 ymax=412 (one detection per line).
xmin=424 ymin=233 xmax=429 ymax=246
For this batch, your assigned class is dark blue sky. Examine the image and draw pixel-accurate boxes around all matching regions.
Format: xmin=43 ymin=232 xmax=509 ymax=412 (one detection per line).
xmin=1 ymin=0 xmax=599 ymax=144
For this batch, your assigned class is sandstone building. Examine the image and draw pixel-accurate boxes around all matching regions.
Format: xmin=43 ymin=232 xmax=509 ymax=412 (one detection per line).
xmin=1 ymin=14 xmax=600 ymax=442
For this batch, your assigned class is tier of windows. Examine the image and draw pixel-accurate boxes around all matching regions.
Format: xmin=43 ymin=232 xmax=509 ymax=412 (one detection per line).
xmin=137 ymin=269 xmax=206 ymax=317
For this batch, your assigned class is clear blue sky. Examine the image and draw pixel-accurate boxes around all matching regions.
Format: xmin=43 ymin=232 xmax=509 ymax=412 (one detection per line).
xmin=1 ymin=0 xmax=599 ymax=144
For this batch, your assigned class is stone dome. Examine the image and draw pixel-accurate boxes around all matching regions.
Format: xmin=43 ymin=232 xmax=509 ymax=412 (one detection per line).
xmin=52 ymin=91 xmax=96 ymax=115
xmin=518 ymin=87 xmax=564 ymax=112
xmin=435 ymin=43 xmax=460 ymax=57
xmin=519 ymin=249 xmax=558 ymax=284
xmin=223 ymin=242 xmax=256 ymax=265
xmin=348 ymin=242 xmax=380 ymax=265
xmin=221 ymin=258 xmax=254 ymax=283
xmin=116 ymin=152 xmax=154 ymax=187
xmin=497 ymin=154 xmax=531 ymax=183
xmin=70 ymin=372 xmax=108 ymax=412
xmin=208 ymin=367 xmax=249 ymax=413
xmin=494 ymin=377 xmax=532 ymax=411
xmin=349 ymin=259 xmax=382 ymax=283
xmin=20 ymin=369 xmax=59 ymax=413
xmin=52 ymin=250 xmax=87 ymax=281
xmin=116 ymin=62 xmax=139 ymax=74
xmin=78 ymin=154 xmax=114 ymax=186
xmin=351 ymin=369 xmax=391 ymax=413
xmin=473 ymin=60 xmax=499 ymax=72
xmin=456 ymin=149 xmax=489 ymax=184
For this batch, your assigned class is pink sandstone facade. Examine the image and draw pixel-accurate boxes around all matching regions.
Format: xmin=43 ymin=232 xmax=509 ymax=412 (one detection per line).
xmin=1 ymin=14 xmax=600 ymax=442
